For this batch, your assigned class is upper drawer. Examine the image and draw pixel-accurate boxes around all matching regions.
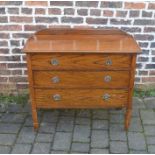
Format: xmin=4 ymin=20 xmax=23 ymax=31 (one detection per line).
xmin=30 ymin=54 xmax=131 ymax=70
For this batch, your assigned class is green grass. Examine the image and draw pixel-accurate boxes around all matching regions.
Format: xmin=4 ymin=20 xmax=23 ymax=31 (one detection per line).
xmin=0 ymin=93 xmax=29 ymax=106
xmin=134 ymin=89 xmax=155 ymax=98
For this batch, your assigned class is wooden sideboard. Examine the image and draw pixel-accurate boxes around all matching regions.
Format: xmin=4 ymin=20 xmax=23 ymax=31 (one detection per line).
xmin=24 ymin=28 xmax=141 ymax=130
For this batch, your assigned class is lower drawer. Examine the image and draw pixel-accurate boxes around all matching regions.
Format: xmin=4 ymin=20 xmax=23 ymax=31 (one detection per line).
xmin=35 ymin=89 xmax=128 ymax=108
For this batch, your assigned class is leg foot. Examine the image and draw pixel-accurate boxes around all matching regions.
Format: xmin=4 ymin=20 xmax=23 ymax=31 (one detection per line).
xmin=124 ymin=109 xmax=132 ymax=131
xmin=33 ymin=123 xmax=39 ymax=130
xmin=32 ymin=109 xmax=39 ymax=130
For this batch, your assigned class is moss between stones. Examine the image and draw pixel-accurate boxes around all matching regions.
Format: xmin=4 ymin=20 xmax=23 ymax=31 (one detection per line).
xmin=0 ymin=93 xmax=29 ymax=107
xmin=134 ymin=88 xmax=155 ymax=98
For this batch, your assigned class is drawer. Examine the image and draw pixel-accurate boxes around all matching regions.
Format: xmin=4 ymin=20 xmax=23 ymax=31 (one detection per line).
xmin=33 ymin=71 xmax=129 ymax=88
xmin=31 ymin=54 xmax=131 ymax=70
xmin=35 ymin=89 xmax=128 ymax=108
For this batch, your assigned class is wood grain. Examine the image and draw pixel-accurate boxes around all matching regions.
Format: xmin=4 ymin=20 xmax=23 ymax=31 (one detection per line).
xmin=125 ymin=54 xmax=137 ymax=130
xmin=26 ymin=54 xmax=38 ymax=129
xmin=34 ymin=28 xmax=128 ymax=35
xmin=33 ymin=71 xmax=129 ymax=89
xmin=24 ymin=28 xmax=141 ymax=53
xmin=35 ymin=89 xmax=128 ymax=108
xmin=31 ymin=54 xmax=131 ymax=70
xmin=24 ymin=28 xmax=141 ymax=130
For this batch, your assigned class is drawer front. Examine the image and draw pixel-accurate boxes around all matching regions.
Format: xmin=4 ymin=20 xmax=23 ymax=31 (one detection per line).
xmin=35 ymin=89 xmax=128 ymax=108
xmin=34 ymin=71 xmax=129 ymax=88
xmin=31 ymin=54 xmax=131 ymax=70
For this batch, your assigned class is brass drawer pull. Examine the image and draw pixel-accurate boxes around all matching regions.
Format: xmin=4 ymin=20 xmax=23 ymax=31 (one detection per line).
xmin=105 ymin=59 xmax=112 ymax=66
xmin=53 ymin=94 xmax=61 ymax=101
xmin=51 ymin=58 xmax=59 ymax=66
xmin=103 ymin=93 xmax=110 ymax=101
xmin=104 ymin=75 xmax=111 ymax=82
xmin=52 ymin=76 xmax=60 ymax=83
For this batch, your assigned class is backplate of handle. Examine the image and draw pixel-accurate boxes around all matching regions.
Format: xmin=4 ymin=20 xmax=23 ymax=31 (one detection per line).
xmin=51 ymin=76 xmax=60 ymax=83
xmin=51 ymin=58 xmax=59 ymax=66
xmin=105 ymin=59 xmax=112 ymax=66
xmin=104 ymin=75 xmax=111 ymax=82
xmin=53 ymin=94 xmax=61 ymax=101
xmin=102 ymin=93 xmax=110 ymax=101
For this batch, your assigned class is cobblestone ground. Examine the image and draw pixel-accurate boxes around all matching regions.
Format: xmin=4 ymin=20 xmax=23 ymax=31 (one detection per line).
xmin=0 ymin=97 xmax=155 ymax=154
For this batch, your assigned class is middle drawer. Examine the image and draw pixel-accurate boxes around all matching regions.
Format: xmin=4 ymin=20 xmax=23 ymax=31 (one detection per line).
xmin=33 ymin=71 xmax=129 ymax=88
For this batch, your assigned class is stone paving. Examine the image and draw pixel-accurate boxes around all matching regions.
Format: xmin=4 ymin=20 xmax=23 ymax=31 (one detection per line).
xmin=0 ymin=97 xmax=155 ymax=154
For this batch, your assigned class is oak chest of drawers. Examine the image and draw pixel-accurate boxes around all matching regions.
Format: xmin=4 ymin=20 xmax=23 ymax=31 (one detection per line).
xmin=24 ymin=28 xmax=141 ymax=130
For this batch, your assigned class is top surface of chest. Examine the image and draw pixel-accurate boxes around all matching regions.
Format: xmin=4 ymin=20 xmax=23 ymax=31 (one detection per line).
xmin=24 ymin=28 xmax=141 ymax=54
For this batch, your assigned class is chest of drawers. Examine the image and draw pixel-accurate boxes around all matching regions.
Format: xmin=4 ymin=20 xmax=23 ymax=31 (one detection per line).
xmin=24 ymin=28 xmax=141 ymax=130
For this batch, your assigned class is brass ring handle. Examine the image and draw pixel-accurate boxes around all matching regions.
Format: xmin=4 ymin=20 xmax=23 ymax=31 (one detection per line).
xmin=102 ymin=93 xmax=110 ymax=101
xmin=105 ymin=59 xmax=112 ymax=66
xmin=104 ymin=75 xmax=111 ymax=82
xmin=52 ymin=76 xmax=60 ymax=83
xmin=51 ymin=58 xmax=59 ymax=66
xmin=53 ymin=94 xmax=61 ymax=101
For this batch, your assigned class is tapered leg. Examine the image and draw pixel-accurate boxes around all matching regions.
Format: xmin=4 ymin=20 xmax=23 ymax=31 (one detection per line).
xmin=124 ymin=109 xmax=132 ymax=130
xmin=26 ymin=54 xmax=39 ymax=130
xmin=32 ymin=109 xmax=39 ymax=130
xmin=125 ymin=55 xmax=136 ymax=131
